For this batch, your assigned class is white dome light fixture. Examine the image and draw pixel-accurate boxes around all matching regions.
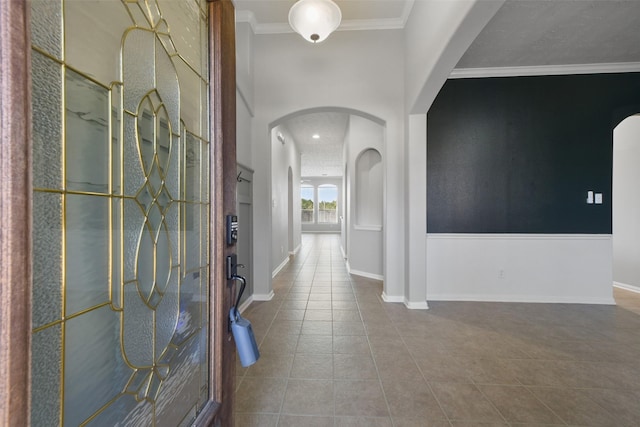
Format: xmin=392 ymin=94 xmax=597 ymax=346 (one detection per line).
xmin=288 ymin=0 xmax=342 ymax=43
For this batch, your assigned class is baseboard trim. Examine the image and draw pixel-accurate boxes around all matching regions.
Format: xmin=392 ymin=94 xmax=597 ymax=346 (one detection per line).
xmin=613 ymin=282 xmax=640 ymax=294
xmin=288 ymin=243 xmax=301 ymax=257
xmin=404 ymin=300 xmax=429 ymax=310
xmin=427 ymin=294 xmax=616 ymax=305
xmin=252 ymin=291 xmax=275 ymax=301
xmin=272 ymin=257 xmax=289 ymax=278
xmin=238 ymin=295 xmax=254 ymax=314
xmin=348 ymin=268 xmax=383 ymax=281
xmin=381 ymin=293 xmax=403 ymax=303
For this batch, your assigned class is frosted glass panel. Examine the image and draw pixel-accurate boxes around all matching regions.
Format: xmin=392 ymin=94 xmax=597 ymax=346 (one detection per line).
xmin=66 ymin=69 xmax=110 ymax=193
xmin=31 ymin=0 xmax=62 ymax=59
xmin=31 ymin=325 xmax=61 ymax=426
xmin=66 ymin=194 xmax=110 ymax=315
xmin=123 ymin=30 xmax=155 ymax=112
xmin=185 ymin=134 xmax=201 ymax=201
xmin=32 ymin=0 xmax=211 ymax=423
xmin=65 ymin=306 xmax=130 ymax=427
xmin=84 ymin=396 xmax=152 ymax=427
xmin=185 ymin=203 xmax=200 ymax=272
xmin=32 ymin=192 xmax=62 ymax=328
xmin=32 ymin=51 xmax=62 ymax=190
xmin=356 ymin=149 xmax=383 ymax=227
xmin=122 ymin=283 xmax=154 ymax=367
xmin=65 ymin=0 xmax=132 ymax=86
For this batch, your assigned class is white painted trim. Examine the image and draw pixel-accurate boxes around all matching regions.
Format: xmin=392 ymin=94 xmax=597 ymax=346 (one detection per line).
xmin=340 ymin=245 xmax=346 ymax=260
xmin=401 ymin=0 xmax=416 ymax=27
xmin=252 ymin=291 xmax=275 ymax=302
xmin=614 ymin=282 xmax=640 ymax=294
xmin=347 ymin=260 xmax=383 ymax=281
xmin=427 ymin=233 xmax=612 ymax=240
xmin=234 ymin=7 xmax=412 ymax=35
xmin=288 ymin=243 xmax=301 ymax=257
xmin=404 ymin=299 xmax=429 ymax=310
xmin=272 ymin=257 xmax=289 ymax=278
xmin=381 ymin=292 xmax=403 ymax=303
xmin=349 ymin=268 xmax=383 ymax=281
xmin=238 ymin=295 xmax=254 ymax=314
xmin=354 ymin=225 xmax=383 ymax=232
xmin=427 ymin=294 xmax=615 ymax=305
xmin=450 ymin=62 xmax=640 ymax=79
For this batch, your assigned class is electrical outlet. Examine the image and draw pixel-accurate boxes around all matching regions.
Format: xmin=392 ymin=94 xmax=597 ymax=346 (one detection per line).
xmin=499 ymin=269 xmax=505 ymax=279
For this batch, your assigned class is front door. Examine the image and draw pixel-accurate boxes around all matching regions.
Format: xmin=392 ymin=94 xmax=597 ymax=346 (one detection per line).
xmin=0 ymin=0 xmax=235 ymax=425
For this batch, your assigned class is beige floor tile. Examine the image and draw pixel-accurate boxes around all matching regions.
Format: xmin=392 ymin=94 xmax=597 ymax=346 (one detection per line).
xmin=234 ymin=413 xmax=278 ymax=427
xmin=307 ymin=301 xmax=332 ymax=310
xmin=235 ymin=377 xmax=287 ymax=414
xmin=374 ymin=352 xmax=423 ymax=382
xmin=332 ymin=310 xmax=361 ymax=321
xmin=281 ymin=379 xmax=334 ymax=416
xmin=333 ymin=321 xmax=366 ymax=336
xmin=334 ymin=380 xmax=389 ymax=417
xmin=393 ymin=418 xmax=450 ymax=427
xmin=290 ymin=353 xmax=333 ymax=379
xmin=245 ymin=353 xmax=294 ymax=378
xmin=304 ymin=309 xmax=332 ymax=321
xmin=296 ymin=335 xmax=333 ymax=354
xmin=334 ymin=416 xmax=392 ymax=426
xmin=332 ymin=335 xmax=370 ymax=354
xmin=234 ymin=235 xmax=640 ymax=425
xmin=277 ymin=415 xmax=333 ymax=426
xmin=381 ymin=378 xmax=446 ymax=419
xmin=301 ymin=320 xmax=333 ymax=335
xmin=430 ymin=382 xmax=504 ymax=423
xmin=259 ymin=334 xmax=299 ymax=355
xmin=276 ymin=310 xmax=306 ymax=321
xmin=333 ymin=353 xmax=377 ymax=379
xmin=529 ymin=386 xmax=627 ymax=427
xmin=308 ymin=293 xmax=332 ymax=301
xmin=580 ymin=388 xmax=640 ymax=427
xmin=478 ymin=385 xmax=565 ymax=424
xmin=332 ymin=300 xmax=359 ymax=310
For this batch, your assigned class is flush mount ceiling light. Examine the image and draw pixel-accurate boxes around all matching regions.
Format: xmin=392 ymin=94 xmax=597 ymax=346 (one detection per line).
xmin=312 ymin=134 xmax=320 ymax=139
xmin=288 ymin=0 xmax=342 ymax=43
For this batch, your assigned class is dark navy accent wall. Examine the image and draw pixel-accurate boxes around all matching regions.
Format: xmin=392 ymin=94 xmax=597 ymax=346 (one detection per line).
xmin=427 ymin=73 xmax=640 ymax=234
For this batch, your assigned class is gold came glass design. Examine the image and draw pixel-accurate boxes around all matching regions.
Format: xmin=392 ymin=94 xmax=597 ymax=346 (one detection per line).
xmin=30 ymin=0 xmax=210 ymax=425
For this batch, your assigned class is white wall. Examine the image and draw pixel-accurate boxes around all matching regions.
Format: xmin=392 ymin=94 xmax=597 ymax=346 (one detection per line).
xmin=613 ymin=115 xmax=640 ymax=291
xmin=345 ymin=115 xmax=384 ymax=279
xmin=426 ymin=234 xmax=614 ymax=304
xmin=251 ymin=30 xmax=406 ymax=299
xmin=270 ymin=125 xmax=301 ymax=278
xmin=403 ymin=0 xmax=504 ymax=308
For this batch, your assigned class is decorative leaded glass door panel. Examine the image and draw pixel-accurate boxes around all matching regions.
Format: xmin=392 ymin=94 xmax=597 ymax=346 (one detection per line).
xmin=29 ymin=0 xmax=223 ymax=425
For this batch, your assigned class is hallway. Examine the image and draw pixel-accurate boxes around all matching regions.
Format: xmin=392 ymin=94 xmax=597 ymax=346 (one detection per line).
xmin=235 ymin=234 xmax=640 ymax=426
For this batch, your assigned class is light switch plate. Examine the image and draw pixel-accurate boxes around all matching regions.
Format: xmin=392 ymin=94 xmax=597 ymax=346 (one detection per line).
xmin=595 ymin=193 xmax=603 ymax=204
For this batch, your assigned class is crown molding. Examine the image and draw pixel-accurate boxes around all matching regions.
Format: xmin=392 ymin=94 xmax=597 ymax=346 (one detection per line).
xmin=234 ymin=5 xmax=415 ymax=35
xmin=450 ymin=62 xmax=640 ymax=79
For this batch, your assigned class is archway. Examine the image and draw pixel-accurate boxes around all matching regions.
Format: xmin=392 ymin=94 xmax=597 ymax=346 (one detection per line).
xmin=613 ymin=114 xmax=640 ymax=294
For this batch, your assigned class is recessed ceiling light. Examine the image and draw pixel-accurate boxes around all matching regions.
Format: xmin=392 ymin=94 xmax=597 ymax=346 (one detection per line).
xmin=312 ymin=134 xmax=320 ymax=139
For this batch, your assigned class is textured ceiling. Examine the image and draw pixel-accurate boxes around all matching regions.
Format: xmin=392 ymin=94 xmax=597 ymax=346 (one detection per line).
xmin=457 ymin=0 xmax=640 ymax=69
xmin=281 ymin=112 xmax=349 ymax=177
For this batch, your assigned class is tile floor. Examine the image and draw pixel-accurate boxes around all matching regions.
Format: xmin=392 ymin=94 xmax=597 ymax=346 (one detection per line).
xmin=234 ymin=234 xmax=640 ymax=426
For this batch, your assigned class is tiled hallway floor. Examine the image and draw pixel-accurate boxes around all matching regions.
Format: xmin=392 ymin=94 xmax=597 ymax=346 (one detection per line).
xmin=234 ymin=234 xmax=640 ymax=426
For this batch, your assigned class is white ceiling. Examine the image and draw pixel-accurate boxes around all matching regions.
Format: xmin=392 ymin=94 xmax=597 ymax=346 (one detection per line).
xmin=281 ymin=112 xmax=349 ymax=177
xmin=239 ymin=0 xmax=640 ymax=178
xmin=457 ymin=0 xmax=640 ymax=69
xmin=233 ymin=0 xmax=414 ymax=33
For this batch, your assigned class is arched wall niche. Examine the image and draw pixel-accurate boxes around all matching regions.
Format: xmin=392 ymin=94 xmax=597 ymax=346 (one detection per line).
xmin=355 ymin=148 xmax=383 ymax=228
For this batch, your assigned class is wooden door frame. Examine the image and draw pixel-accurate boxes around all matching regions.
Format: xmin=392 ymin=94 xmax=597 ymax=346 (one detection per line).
xmin=0 ymin=0 xmax=237 ymax=425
